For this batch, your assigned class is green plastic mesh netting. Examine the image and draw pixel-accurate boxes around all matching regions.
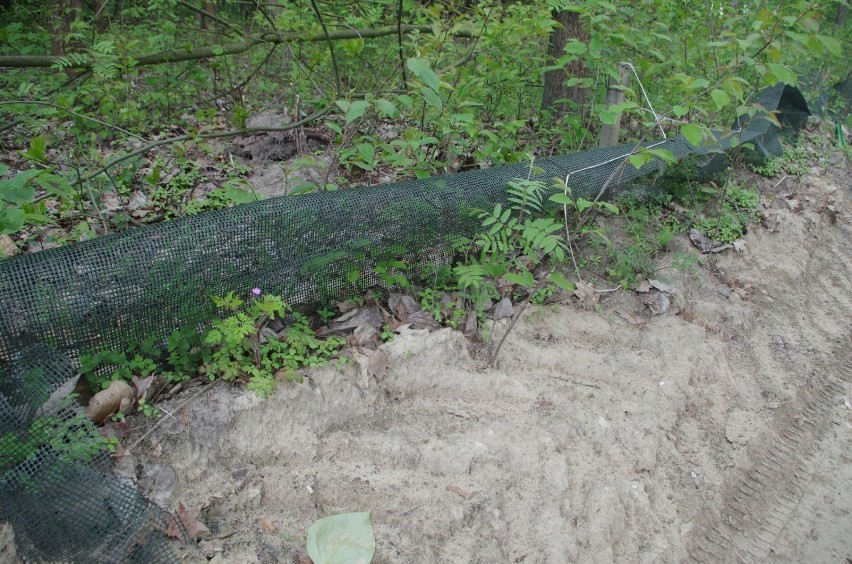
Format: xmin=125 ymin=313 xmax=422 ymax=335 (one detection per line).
xmin=0 ymin=83 xmax=808 ymax=561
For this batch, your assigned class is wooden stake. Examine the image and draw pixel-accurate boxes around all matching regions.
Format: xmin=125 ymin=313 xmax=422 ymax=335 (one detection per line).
xmin=599 ymin=63 xmax=629 ymax=148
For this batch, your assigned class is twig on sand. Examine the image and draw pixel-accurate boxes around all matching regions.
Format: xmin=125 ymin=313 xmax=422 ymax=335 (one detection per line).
xmin=489 ymin=296 xmax=531 ymax=368
xmin=115 ymin=382 xmax=215 ymax=456
xmin=548 ymin=375 xmax=601 ymax=389
xmin=770 ymin=175 xmax=789 ymax=191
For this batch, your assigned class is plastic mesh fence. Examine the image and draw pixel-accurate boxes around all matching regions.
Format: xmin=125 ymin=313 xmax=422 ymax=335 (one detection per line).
xmin=0 ymin=82 xmax=807 ymax=561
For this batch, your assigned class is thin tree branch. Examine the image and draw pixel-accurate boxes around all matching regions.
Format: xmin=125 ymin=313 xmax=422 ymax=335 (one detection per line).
xmin=397 ymin=0 xmax=407 ymax=85
xmin=307 ymin=0 xmax=341 ymax=94
xmin=0 ymin=26 xmax=474 ymax=69
xmin=252 ymin=0 xmax=278 ymax=31
xmin=198 ymin=43 xmax=278 ymax=104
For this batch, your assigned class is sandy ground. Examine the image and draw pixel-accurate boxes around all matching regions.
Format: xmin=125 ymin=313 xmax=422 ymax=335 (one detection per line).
xmin=0 ymin=160 xmax=835 ymax=564
xmin=107 ymin=161 xmax=851 ymax=564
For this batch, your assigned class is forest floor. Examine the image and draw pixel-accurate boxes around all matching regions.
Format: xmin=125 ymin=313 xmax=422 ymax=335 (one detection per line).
xmin=112 ymin=149 xmax=852 ymax=563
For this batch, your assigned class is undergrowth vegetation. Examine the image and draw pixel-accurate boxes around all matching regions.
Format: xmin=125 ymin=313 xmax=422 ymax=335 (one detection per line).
xmin=80 ymin=289 xmax=345 ymax=398
xmin=0 ymin=0 xmax=848 ymax=401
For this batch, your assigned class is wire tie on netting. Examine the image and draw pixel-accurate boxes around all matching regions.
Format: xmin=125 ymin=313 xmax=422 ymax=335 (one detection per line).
xmin=562 ymin=172 xmax=572 ymax=238
xmin=548 ymin=60 xmax=675 ymax=200
xmin=619 ymin=61 xmax=666 ymax=139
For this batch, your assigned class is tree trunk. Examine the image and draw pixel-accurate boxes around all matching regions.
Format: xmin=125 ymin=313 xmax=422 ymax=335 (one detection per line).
xmin=837 ymin=5 xmax=848 ymax=26
xmin=92 ymin=1 xmax=108 ymax=33
xmin=51 ymin=0 xmax=83 ymax=77
xmin=197 ymin=1 xmax=218 ymax=30
xmin=541 ymin=10 xmax=589 ymax=118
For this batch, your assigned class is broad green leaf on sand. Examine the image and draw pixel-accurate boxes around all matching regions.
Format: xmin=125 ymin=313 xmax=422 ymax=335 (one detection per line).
xmin=307 ymin=511 xmax=376 ymax=564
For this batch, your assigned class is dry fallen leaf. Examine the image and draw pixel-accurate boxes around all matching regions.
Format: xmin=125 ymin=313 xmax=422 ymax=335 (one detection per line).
xmin=322 ymin=306 xmax=381 ymax=335
xmin=366 ymin=349 xmax=389 ymax=382
xmin=728 ymin=278 xmax=753 ymax=298
xmin=573 ymin=280 xmax=600 ymax=305
xmin=488 ymin=296 xmax=514 ymax=320
xmin=99 ymin=419 xmax=130 ymax=440
xmin=353 ymin=323 xmax=379 ymax=347
xmin=258 ymin=517 xmax=279 ymax=533
xmin=689 ymin=228 xmax=714 ymax=253
xmin=634 ymin=279 xmax=651 ymax=293
xmin=640 ymin=290 xmax=670 ymax=315
xmin=131 ymin=208 xmax=153 ymax=218
xmin=649 ymin=279 xmax=677 ymax=294
xmin=132 ymin=374 xmax=155 ymax=401
xmin=166 ymin=501 xmax=210 ymax=540
xmin=87 ymin=380 xmax=135 ymax=423
xmin=0 ymin=234 xmax=18 ymax=258
xmin=709 ymin=243 xmax=734 ymax=253
xmin=336 ymin=300 xmax=358 ymax=313
xmin=389 ymin=293 xmax=420 ymax=320
xmin=446 ymin=485 xmax=475 ymax=499
xmin=615 ymin=308 xmax=647 ymax=326
xmin=405 ymin=310 xmax=441 ymax=331
xmin=463 ymin=311 xmax=478 ymax=335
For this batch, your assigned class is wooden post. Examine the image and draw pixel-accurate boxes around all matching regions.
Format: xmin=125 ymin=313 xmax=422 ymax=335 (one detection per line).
xmin=599 ymin=63 xmax=629 ymax=148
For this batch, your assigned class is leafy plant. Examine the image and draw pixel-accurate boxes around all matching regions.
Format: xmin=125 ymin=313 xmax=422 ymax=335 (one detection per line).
xmin=693 ymin=183 xmax=760 ymax=244
xmin=374 ymin=259 xmax=411 ymax=289
xmin=79 ymin=290 xmax=344 ymax=398
xmin=0 ymin=163 xmax=72 ymax=236
xmin=79 ymin=349 xmax=157 ymax=391
xmin=751 ymin=142 xmax=811 ymax=177
xmin=456 ymin=177 xmax=574 ymax=298
xmin=418 ymin=287 xmax=467 ymax=329
xmin=0 ymin=399 xmax=118 ymax=488
xmin=204 ymin=292 xmax=344 ymax=397
xmin=599 ymin=196 xmax=682 ymax=288
xmin=136 ymin=397 xmax=162 ymax=419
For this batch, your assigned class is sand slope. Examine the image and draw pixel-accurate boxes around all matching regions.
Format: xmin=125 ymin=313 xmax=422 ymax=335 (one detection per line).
xmin=134 ymin=165 xmax=851 ymax=563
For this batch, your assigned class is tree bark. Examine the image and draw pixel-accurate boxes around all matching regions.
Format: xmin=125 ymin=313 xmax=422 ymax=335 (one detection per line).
xmin=51 ymin=0 xmax=83 ymax=78
xmin=541 ymin=10 xmax=589 ymax=118
xmin=92 ymin=1 xmax=108 ymax=33
xmin=837 ymin=5 xmax=848 ymax=26
xmin=198 ymin=1 xmax=218 ymax=31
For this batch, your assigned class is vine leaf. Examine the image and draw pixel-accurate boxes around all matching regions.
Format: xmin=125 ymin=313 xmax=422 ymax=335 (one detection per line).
xmin=166 ymin=501 xmax=210 ymax=540
xmin=406 ymin=58 xmax=440 ymax=91
xmin=680 ymin=124 xmax=703 ymax=147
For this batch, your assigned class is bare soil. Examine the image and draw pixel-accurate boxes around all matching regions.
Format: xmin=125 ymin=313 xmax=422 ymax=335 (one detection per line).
xmin=117 ymin=161 xmax=852 ymax=563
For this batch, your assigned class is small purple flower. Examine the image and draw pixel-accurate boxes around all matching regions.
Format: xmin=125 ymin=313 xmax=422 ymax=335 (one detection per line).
xmin=252 ymin=288 xmax=261 ymax=296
